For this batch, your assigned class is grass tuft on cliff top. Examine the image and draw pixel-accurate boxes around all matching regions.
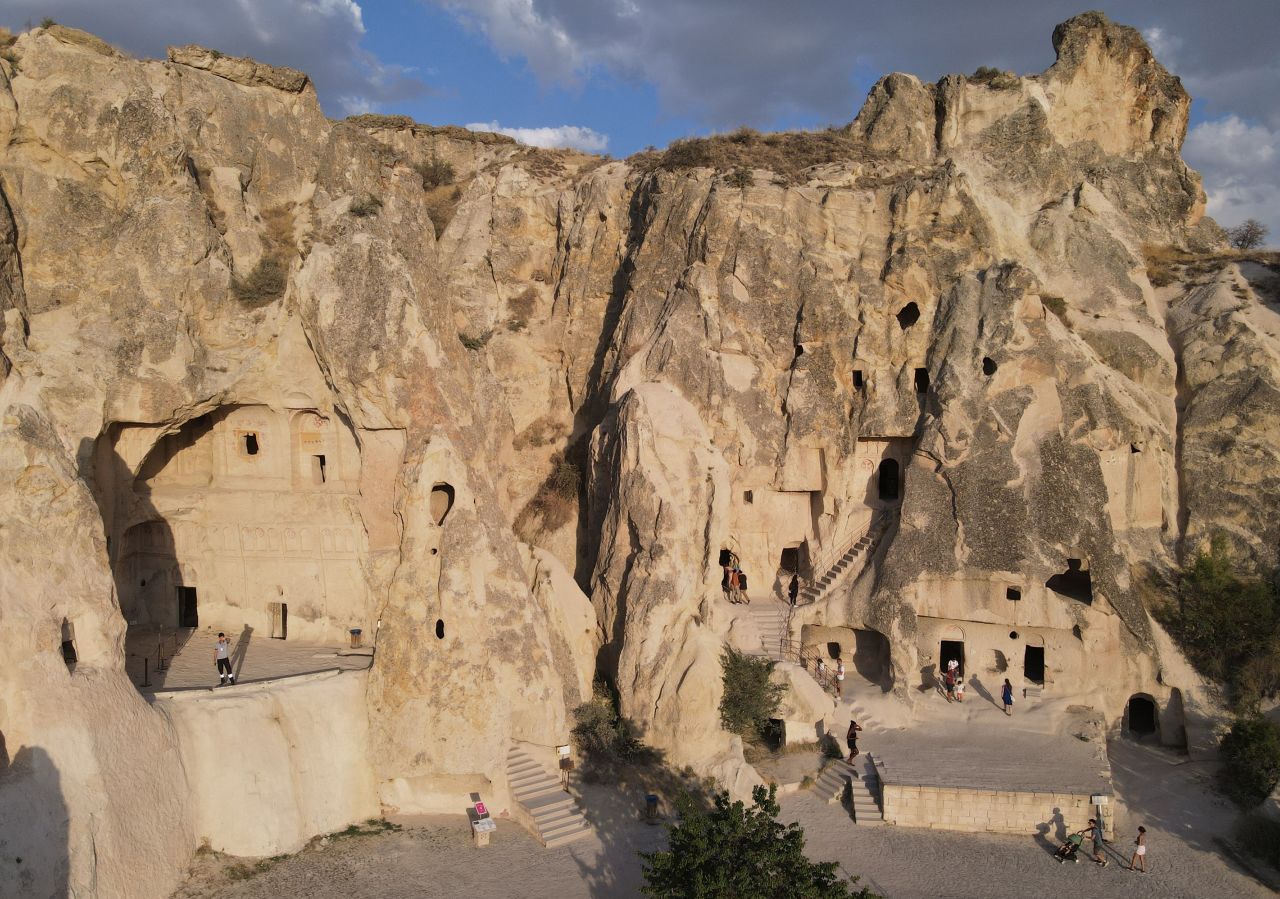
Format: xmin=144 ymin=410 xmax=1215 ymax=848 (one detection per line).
xmin=630 ymin=126 xmax=880 ymax=185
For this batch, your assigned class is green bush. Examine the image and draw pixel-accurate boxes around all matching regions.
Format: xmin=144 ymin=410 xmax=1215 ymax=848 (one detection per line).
xmin=1235 ymin=811 xmax=1280 ymax=868
xmin=572 ymin=680 xmax=656 ymax=766
xmin=719 ymin=647 xmax=786 ymax=739
xmin=349 ymin=194 xmax=383 ymax=217
xmin=725 ymin=167 xmax=754 ymax=189
xmin=640 ymin=784 xmax=879 ymax=898
xmin=415 ymin=154 xmax=455 ymax=189
xmin=1221 ymin=715 xmax=1280 ymax=806
xmin=548 ymin=456 xmax=580 ymax=499
xmin=231 ymin=257 xmax=287 ymax=307
xmin=1156 ymin=535 xmax=1280 ymax=706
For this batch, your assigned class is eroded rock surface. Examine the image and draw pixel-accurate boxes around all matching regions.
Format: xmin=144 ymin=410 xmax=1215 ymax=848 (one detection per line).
xmin=1 ymin=14 xmax=1276 ymax=898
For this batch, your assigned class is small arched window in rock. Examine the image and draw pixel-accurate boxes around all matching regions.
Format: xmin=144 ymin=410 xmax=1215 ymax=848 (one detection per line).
xmin=429 ymin=483 xmax=455 ymax=526
xmin=435 ymin=619 xmax=445 ymax=640
xmin=852 ymin=370 xmax=865 ymax=391
xmin=1006 ymin=586 xmax=1021 ymax=601
xmin=896 ymin=302 xmax=921 ymax=329
xmin=982 ymin=357 xmax=997 ymax=376
xmin=914 ymin=368 xmax=930 ymax=394
xmin=60 ymin=619 xmax=78 ymax=671
xmin=1009 ymin=630 xmax=1019 ymax=640
xmin=241 ymin=432 xmax=260 ymax=456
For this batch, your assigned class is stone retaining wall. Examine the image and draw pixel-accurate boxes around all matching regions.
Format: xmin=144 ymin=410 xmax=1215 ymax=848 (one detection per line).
xmin=881 ymin=781 xmax=1116 ymax=837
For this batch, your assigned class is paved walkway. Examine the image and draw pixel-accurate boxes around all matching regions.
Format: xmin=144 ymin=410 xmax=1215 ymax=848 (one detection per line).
xmin=125 ymin=625 xmax=372 ymax=692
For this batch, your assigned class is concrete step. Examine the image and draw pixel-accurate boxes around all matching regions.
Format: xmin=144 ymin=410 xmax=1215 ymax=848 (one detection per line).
xmin=543 ymin=822 xmax=593 ymax=848
xmin=525 ymin=791 xmax=575 ymax=816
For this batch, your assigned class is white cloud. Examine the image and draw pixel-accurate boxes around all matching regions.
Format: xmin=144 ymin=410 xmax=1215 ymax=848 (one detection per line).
xmin=1 ymin=0 xmax=426 ymax=115
xmin=466 ymin=121 xmax=609 ymax=152
xmin=1141 ymin=26 xmax=1182 ymax=70
xmin=1184 ymin=115 xmax=1280 ymax=243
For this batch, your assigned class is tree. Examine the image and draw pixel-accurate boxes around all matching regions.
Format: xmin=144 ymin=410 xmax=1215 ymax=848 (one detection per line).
xmin=1227 ymin=219 xmax=1269 ymax=250
xmin=1156 ymin=534 xmax=1280 ymax=707
xmin=640 ymin=784 xmax=879 ymax=898
xmin=1221 ymin=715 xmax=1280 ymax=806
xmin=719 ymin=646 xmax=786 ymax=738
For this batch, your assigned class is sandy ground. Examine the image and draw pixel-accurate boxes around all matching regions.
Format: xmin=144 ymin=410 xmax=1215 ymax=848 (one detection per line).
xmin=173 ymin=733 xmax=1277 ymax=899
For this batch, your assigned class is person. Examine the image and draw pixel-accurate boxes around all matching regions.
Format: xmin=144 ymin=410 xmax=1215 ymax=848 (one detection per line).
xmin=214 ymin=632 xmax=234 ymax=685
xmin=846 ymin=719 xmax=862 ymax=762
xmin=954 ymin=675 xmax=965 ymax=703
xmin=816 ymin=657 xmax=827 ymax=682
xmin=738 ymin=569 xmax=749 ymax=604
xmin=834 ymin=658 xmax=845 ymax=697
xmin=788 ymin=573 xmax=799 ymax=606
xmin=943 ymin=667 xmax=956 ymax=702
xmin=1002 ymin=678 xmax=1014 ymax=716
xmin=1081 ymin=818 xmax=1108 ymax=867
xmin=721 ymin=566 xmax=732 ymax=601
xmin=1127 ymin=826 xmax=1147 ymax=873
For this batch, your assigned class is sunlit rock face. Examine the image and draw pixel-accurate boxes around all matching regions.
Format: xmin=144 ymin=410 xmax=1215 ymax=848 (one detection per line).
xmin=1 ymin=13 xmax=1274 ymax=897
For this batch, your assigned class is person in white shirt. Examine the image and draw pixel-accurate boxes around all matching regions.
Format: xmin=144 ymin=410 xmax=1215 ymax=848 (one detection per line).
xmin=834 ymin=658 xmax=845 ymax=697
xmin=214 ymin=632 xmax=234 ymax=685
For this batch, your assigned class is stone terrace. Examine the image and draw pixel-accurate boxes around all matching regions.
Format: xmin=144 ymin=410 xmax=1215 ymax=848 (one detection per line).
xmin=125 ymin=624 xmax=372 ymax=692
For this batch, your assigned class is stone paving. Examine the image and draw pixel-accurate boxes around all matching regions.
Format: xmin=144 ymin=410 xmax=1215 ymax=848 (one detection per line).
xmin=124 ymin=624 xmax=372 ymax=692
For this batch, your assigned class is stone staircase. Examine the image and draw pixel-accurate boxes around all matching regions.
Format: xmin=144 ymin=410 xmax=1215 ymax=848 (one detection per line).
xmin=809 ymin=755 xmax=883 ymax=825
xmin=848 ymin=754 xmax=884 ymax=825
xmin=505 ymin=746 xmax=592 ymax=848
xmin=797 ymin=513 xmax=891 ymax=606
xmin=1023 ymin=684 xmax=1043 ymax=700
xmin=811 ymin=759 xmax=854 ymax=803
xmin=745 ymin=600 xmax=790 ymax=661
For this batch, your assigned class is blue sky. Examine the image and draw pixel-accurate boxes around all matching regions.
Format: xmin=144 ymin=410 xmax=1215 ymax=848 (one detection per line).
xmin=2 ymin=1 xmax=1277 ymax=238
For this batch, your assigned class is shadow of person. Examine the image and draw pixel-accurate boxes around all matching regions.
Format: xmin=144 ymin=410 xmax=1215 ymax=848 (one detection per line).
xmin=232 ymin=624 xmax=254 ymax=682
xmin=917 ymin=663 xmax=938 ymax=693
xmin=1034 ymin=807 xmax=1068 ymax=857
xmin=0 ymin=746 xmax=70 ymax=896
xmin=969 ymin=675 xmax=1001 ymax=710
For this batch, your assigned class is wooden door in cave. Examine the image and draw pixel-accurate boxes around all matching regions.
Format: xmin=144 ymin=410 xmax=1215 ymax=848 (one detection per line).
xmin=176 ymin=586 xmax=198 ymax=628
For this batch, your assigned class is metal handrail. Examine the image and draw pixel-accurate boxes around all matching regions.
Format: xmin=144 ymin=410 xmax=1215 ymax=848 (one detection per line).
xmin=806 ymin=511 xmax=877 ymax=586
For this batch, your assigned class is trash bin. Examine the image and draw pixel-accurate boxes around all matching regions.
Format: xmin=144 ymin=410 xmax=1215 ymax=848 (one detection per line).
xmin=349 ymin=627 xmax=362 ymax=648
xmin=645 ymin=793 xmax=660 ymax=822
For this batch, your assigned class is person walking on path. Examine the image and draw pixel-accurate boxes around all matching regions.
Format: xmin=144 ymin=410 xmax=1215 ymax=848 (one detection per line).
xmin=1002 ymin=678 xmax=1014 ymax=716
xmin=214 ymin=632 xmax=234 ymax=686
xmin=943 ymin=667 xmax=956 ymax=702
xmin=834 ymin=658 xmax=845 ymax=698
xmin=1127 ymin=826 xmax=1147 ymax=873
xmin=846 ymin=719 xmax=863 ymax=762
xmin=1082 ymin=819 xmax=1108 ymax=867
xmin=788 ymin=572 xmax=799 ymax=606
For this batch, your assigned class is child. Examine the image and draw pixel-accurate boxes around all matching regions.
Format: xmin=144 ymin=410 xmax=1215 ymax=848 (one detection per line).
xmin=1127 ymin=826 xmax=1147 ymax=873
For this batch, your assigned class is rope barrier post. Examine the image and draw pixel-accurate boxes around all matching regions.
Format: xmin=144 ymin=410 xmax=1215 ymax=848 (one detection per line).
xmin=141 ymin=656 xmax=151 ymax=688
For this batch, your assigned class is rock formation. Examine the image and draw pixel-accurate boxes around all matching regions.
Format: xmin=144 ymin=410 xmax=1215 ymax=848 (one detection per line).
xmin=0 ymin=12 xmax=1277 ymax=897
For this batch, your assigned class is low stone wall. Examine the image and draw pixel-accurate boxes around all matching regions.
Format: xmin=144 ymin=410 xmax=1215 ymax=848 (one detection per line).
xmin=880 ymin=781 xmax=1115 ymax=837
xmin=154 ymin=668 xmax=380 ymax=856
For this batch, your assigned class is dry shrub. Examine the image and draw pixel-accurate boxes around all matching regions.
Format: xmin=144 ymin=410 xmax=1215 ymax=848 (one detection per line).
xmin=630 ymin=126 xmax=878 ymax=185
xmin=508 ymin=286 xmax=538 ymax=322
xmin=232 ymin=257 xmax=287 ymax=307
xmin=513 ymin=414 xmax=564 ymax=450
xmin=970 ymin=66 xmax=1021 ymax=89
xmin=425 ymin=184 xmax=464 ymax=238
xmin=349 ymin=194 xmax=383 ymax=217
xmin=514 ymin=452 xmax=581 ymax=539
xmin=1040 ymin=294 xmax=1068 ymax=321
xmin=414 ymin=154 xmax=455 ymax=189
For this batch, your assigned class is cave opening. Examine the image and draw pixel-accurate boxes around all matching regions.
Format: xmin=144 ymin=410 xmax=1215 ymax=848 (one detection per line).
xmin=430 ymin=483 xmax=456 ymax=526
xmin=983 ymin=357 xmax=997 ymax=376
xmin=877 ymin=458 xmax=900 ymax=502
xmin=914 ymin=367 xmax=930 ymax=394
xmin=896 ymin=302 xmax=921 ymax=329
xmin=1045 ymin=559 xmax=1093 ymax=604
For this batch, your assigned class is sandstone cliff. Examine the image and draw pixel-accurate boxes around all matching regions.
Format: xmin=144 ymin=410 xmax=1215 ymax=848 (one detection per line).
xmin=0 ymin=13 xmax=1276 ymax=898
